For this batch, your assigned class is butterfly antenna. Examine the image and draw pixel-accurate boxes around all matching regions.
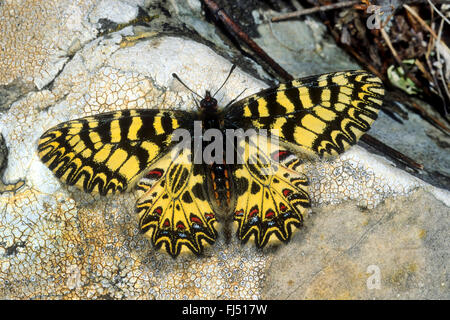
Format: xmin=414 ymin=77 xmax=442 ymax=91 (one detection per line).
xmin=172 ymin=73 xmax=202 ymax=99
xmin=191 ymin=93 xmax=200 ymax=108
xmin=224 ymin=87 xmax=248 ymax=108
xmin=213 ymin=64 xmax=237 ymax=98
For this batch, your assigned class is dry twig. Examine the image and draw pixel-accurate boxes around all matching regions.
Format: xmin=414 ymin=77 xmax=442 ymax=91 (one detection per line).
xmin=203 ymin=0 xmax=293 ymax=81
xmin=271 ymin=1 xmax=359 ymax=22
xmin=436 ymin=18 xmax=450 ymax=113
xmin=427 ymin=0 xmax=450 ymax=25
xmin=403 ymin=4 xmax=450 ymax=51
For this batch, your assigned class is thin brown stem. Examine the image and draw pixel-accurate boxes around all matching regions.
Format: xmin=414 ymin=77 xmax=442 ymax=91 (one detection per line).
xmin=360 ymin=135 xmax=424 ymax=170
xmin=271 ymin=1 xmax=359 ymax=22
xmin=202 ymin=0 xmax=294 ymax=81
xmin=403 ymin=4 xmax=450 ymax=52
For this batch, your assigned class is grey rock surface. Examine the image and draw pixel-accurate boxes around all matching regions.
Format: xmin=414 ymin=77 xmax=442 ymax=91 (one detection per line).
xmin=0 ymin=0 xmax=448 ymax=300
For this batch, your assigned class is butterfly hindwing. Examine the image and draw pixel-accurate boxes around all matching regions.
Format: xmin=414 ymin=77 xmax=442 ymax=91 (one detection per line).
xmin=224 ymin=70 xmax=384 ymax=157
xmin=136 ymin=148 xmax=218 ymax=257
xmin=232 ymin=135 xmax=310 ymax=247
xmin=38 ymin=109 xmax=193 ymax=195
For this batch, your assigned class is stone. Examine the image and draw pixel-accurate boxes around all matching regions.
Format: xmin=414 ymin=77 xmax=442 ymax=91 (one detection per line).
xmin=0 ymin=0 xmax=448 ymax=299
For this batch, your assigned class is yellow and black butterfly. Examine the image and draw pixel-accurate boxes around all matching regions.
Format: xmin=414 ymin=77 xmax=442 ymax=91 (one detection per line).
xmin=38 ymin=68 xmax=384 ymax=257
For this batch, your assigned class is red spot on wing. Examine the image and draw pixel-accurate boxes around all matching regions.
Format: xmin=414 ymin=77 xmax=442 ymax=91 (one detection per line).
xmin=265 ymin=210 xmax=275 ymax=219
xmin=205 ymin=213 xmax=215 ymax=221
xmin=279 ymin=203 xmax=287 ymax=212
xmin=153 ymin=206 xmax=163 ymax=216
xmin=190 ymin=215 xmax=203 ymax=225
xmin=147 ymin=169 xmax=163 ymax=179
xmin=272 ymin=150 xmax=289 ymax=162
xmin=282 ymin=189 xmax=293 ymax=197
xmin=235 ymin=209 xmax=244 ymax=217
xmin=176 ymin=222 xmax=186 ymax=230
xmin=163 ymin=219 xmax=170 ymax=228
xmin=249 ymin=207 xmax=259 ymax=218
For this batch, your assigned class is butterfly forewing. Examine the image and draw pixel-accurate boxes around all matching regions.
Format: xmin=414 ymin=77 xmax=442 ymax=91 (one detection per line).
xmin=224 ymin=70 xmax=384 ymax=157
xmin=38 ymin=109 xmax=193 ymax=195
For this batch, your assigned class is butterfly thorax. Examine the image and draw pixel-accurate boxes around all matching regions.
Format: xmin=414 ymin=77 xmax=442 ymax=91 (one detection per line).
xmin=200 ymin=91 xmax=217 ymax=111
xmin=199 ymin=90 xmax=220 ymax=128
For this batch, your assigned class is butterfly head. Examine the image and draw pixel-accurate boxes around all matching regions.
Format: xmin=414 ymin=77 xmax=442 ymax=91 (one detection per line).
xmin=200 ymin=91 xmax=218 ymax=112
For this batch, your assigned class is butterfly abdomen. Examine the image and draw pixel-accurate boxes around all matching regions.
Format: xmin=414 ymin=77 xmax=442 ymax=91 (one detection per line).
xmin=208 ymin=162 xmax=233 ymax=209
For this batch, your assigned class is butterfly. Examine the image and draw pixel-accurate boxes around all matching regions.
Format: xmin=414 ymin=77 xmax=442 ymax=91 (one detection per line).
xmin=38 ymin=68 xmax=384 ymax=257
